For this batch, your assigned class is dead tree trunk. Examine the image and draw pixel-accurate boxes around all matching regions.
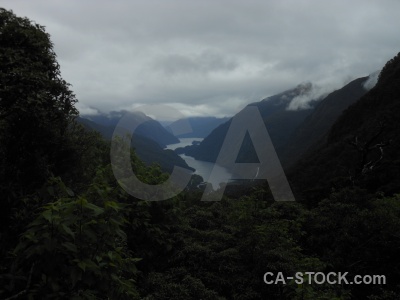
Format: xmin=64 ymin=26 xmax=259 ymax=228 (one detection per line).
xmin=348 ymin=122 xmax=391 ymax=184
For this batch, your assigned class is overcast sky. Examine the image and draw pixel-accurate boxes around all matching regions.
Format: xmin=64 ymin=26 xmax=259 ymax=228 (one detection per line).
xmin=2 ymin=0 xmax=400 ymax=119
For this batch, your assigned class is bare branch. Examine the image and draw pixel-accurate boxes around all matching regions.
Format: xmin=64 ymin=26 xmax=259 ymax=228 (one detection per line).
xmin=348 ymin=122 xmax=391 ymax=180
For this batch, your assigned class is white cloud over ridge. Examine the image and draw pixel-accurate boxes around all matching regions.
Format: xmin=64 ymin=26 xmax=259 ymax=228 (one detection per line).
xmin=286 ymin=83 xmax=334 ymax=111
xmin=363 ymin=70 xmax=380 ymax=91
xmin=75 ymin=103 xmax=100 ymax=116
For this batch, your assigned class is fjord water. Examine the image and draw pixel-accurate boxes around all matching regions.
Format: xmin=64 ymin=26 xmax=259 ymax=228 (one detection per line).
xmin=166 ymin=138 xmax=233 ymax=189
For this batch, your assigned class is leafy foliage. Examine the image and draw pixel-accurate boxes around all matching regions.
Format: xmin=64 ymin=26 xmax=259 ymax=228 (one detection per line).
xmin=6 ymin=175 xmax=140 ymax=299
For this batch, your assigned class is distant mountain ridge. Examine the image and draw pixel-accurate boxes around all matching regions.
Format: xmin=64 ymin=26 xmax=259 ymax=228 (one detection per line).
xmin=76 ymin=69 xmax=384 ymax=185
xmin=83 ymin=111 xmax=179 ymax=147
xmin=179 ymin=83 xmax=320 ymax=165
xmin=166 ymin=116 xmax=230 ymax=138
xmin=281 ymin=76 xmax=369 ymax=167
xmin=289 ymin=52 xmax=400 ymax=202
xmin=77 ymin=113 xmax=192 ymax=173
xmin=177 ymin=74 xmax=378 ymax=178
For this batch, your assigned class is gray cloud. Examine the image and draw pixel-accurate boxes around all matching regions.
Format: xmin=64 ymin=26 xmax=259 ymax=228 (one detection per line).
xmin=286 ymin=83 xmax=331 ymax=111
xmin=2 ymin=0 xmax=400 ymax=119
xmin=153 ymin=51 xmax=238 ymax=75
xmin=75 ymin=103 xmax=101 ymax=116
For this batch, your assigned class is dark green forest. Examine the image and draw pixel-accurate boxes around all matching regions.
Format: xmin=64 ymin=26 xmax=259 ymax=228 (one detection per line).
xmin=1 ymin=9 xmax=400 ymax=299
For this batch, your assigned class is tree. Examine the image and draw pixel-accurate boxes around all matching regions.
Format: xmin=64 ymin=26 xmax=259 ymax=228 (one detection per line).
xmin=0 ymin=8 xmax=79 ymax=232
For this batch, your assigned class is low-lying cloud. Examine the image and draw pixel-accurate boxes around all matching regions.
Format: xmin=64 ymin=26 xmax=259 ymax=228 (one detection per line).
xmin=286 ymin=83 xmax=333 ymax=111
xmin=363 ymin=70 xmax=380 ymax=90
xmin=75 ymin=103 xmax=100 ymax=116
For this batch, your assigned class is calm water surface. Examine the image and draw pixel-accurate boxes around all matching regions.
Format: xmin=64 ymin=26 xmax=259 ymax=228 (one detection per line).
xmin=166 ymin=138 xmax=233 ymax=189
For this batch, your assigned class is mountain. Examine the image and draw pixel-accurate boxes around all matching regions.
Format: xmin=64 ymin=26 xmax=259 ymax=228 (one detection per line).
xmin=83 ymin=111 xmax=179 ymax=147
xmin=281 ymin=76 xmax=369 ymax=167
xmin=166 ymin=116 xmax=230 ymax=138
xmin=77 ymin=116 xmax=114 ymax=139
xmin=180 ymin=83 xmax=319 ymax=165
xmin=289 ymin=52 xmax=400 ymax=203
xmin=77 ymin=116 xmax=193 ymax=173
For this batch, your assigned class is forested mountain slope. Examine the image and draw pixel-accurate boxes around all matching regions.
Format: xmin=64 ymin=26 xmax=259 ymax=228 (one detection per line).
xmin=289 ymin=52 xmax=400 ymax=204
xmin=78 ymin=117 xmax=193 ymax=173
xmin=282 ymin=76 xmax=369 ymax=166
xmin=182 ymin=83 xmax=317 ymax=164
xmin=83 ymin=111 xmax=179 ymax=147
